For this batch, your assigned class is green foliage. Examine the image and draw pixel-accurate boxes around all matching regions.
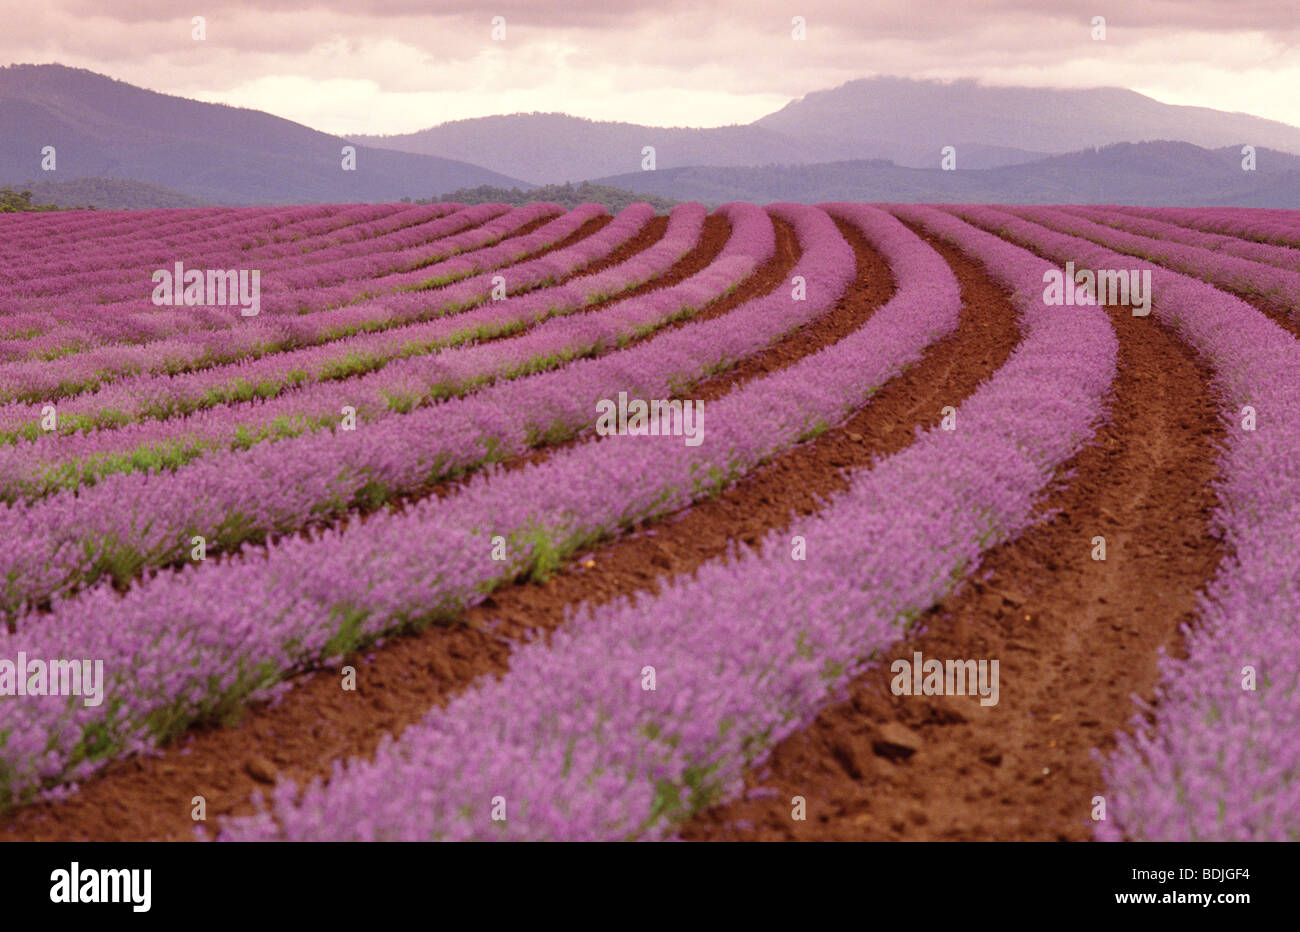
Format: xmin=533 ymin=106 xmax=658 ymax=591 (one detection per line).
xmin=3 ymin=177 xmax=206 ymax=210
xmin=0 ymin=187 xmax=66 ymax=212
xmin=415 ymin=181 xmax=679 ymax=215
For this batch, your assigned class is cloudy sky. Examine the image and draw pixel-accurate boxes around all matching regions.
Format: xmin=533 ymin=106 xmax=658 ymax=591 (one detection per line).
xmin=2 ymin=0 xmax=1297 ymax=134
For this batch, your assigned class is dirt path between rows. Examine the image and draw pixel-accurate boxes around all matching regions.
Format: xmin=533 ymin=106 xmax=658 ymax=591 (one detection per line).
xmin=0 ymin=217 xmax=1013 ymax=842
xmin=681 ymin=244 xmax=1226 ymax=841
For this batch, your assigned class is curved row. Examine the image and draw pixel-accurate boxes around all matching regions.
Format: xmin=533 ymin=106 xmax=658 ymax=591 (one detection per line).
xmin=0 ymin=206 xmax=287 ymax=265
xmin=0 ymin=203 xmax=503 ymax=345
xmin=12 ymin=204 xmax=519 ymax=309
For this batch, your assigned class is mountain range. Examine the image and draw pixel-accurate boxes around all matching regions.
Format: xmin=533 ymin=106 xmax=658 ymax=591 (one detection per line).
xmin=359 ymin=76 xmax=1300 ymax=183
xmin=2 ymin=64 xmax=1298 ymax=208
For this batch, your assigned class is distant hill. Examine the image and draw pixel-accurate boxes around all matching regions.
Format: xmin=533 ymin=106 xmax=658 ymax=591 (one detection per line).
xmin=590 ymin=142 xmax=1300 ymax=208
xmin=754 ymin=77 xmax=1300 ymax=166
xmin=357 ymin=113 xmax=852 ymax=186
xmin=420 ymin=181 xmax=678 ymax=214
xmin=0 ymin=64 xmax=530 ymax=205
xmin=359 ymin=77 xmax=1300 ymax=185
xmin=1 ymin=176 xmax=211 ymax=209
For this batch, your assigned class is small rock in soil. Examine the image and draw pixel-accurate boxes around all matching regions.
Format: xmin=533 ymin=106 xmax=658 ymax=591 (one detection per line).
xmin=830 ymin=737 xmax=870 ymax=778
xmin=872 ymin=722 xmax=922 ymax=760
xmin=243 ymin=757 xmax=278 ymax=785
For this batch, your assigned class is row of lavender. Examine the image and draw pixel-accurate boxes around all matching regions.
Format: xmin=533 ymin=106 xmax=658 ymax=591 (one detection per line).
xmin=1063 ymin=206 xmax=1300 ymax=274
xmin=0 ymin=204 xmax=746 ymax=615
xmin=1 ymin=204 xmax=438 ymax=313
xmin=0 ymin=203 xmax=711 ymax=499
xmin=0 ymin=201 xmax=735 ymax=615
xmin=2 ymin=204 xmax=504 ymax=310
xmin=5 ymin=203 xmax=522 ymax=309
xmin=0 ymin=205 xmax=287 ymax=256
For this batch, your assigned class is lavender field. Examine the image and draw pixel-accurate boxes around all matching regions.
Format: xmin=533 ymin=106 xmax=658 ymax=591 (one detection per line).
xmin=0 ymin=200 xmax=1297 ymax=844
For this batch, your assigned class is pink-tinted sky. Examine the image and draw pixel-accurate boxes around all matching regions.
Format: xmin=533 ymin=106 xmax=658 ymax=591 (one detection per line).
xmin=3 ymin=0 xmax=1297 ymax=133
